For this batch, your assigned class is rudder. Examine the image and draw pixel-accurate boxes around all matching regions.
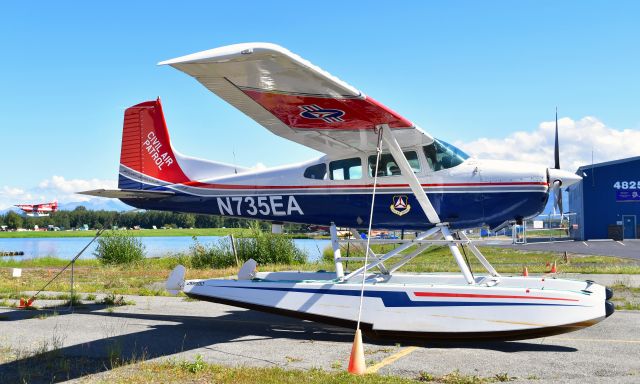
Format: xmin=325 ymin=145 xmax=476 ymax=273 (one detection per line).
xmin=119 ymin=98 xmax=189 ymax=189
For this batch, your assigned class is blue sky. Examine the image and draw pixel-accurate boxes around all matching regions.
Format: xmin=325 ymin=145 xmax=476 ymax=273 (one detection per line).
xmin=1 ymin=1 xmax=639 ymax=207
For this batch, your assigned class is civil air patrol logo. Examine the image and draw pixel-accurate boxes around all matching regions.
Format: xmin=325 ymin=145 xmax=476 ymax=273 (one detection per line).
xmin=299 ymin=104 xmax=345 ymax=123
xmin=390 ymin=195 xmax=411 ymax=216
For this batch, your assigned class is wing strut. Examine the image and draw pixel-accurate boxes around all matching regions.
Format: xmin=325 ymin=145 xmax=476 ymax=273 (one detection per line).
xmin=380 ymin=124 xmax=475 ymax=284
xmin=380 ymin=125 xmax=440 ymax=224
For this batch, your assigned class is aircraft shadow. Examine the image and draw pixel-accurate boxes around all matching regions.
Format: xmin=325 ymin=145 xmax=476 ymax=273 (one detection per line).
xmin=0 ymin=303 xmax=576 ymax=383
xmin=405 ymin=340 xmax=577 ymax=353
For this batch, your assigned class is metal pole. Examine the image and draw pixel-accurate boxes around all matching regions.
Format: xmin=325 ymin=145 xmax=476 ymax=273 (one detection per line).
xmin=229 ymin=234 xmax=239 ymax=268
xmin=28 ymin=229 xmax=104 ymax=305
xmin=70 ymin=260 xmax=75 ymax=311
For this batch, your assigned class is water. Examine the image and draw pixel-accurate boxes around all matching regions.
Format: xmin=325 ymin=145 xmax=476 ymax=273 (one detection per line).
xmin=0 ymin=236 xmax=330 ymax=262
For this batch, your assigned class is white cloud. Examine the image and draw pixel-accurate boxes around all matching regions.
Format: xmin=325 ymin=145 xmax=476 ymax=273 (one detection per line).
xmin=0 ymin=176 xmax=117 ymax=210
xmin=455 ymin=116 xmax=640 ymax=172
xmin=38 ymin=176 xmax=116 ymax=194
xmin=249 ymin=162 xmax=267 ymax=171
xmin=1 ymin=186 xmax=26 ymax=197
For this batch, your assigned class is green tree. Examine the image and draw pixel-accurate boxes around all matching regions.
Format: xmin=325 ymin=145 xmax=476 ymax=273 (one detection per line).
xmin=5 ymin=211 xmax=23 ymax=229
xmin=176 ymin=213 xmax=196 ymax=228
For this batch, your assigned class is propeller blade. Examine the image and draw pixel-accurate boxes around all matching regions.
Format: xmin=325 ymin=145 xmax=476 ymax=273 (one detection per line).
xmin=552 ymin=180 xmax=564 ymax=218
xmin=554 ymin=107 xmax=560 ymax=170
xmin=557 ymin=190 xmax=564 ymax=217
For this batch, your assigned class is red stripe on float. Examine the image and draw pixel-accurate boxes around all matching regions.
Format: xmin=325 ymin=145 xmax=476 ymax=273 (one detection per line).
xmin=413 ymin=292 xmax=578 ymax=302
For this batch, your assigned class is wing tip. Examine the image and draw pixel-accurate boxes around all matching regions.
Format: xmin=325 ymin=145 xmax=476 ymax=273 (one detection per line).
xmin=157 ymin=42 xmax=287 ymax=66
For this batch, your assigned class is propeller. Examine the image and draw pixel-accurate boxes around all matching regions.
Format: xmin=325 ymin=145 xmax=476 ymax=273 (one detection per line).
xmin=554 ymin=107 xmax=560 ymax=170
xmin=547 ymin=108 xmax=581 ymax=218
xmin=552 ymin=108 xmax=563 ymax=216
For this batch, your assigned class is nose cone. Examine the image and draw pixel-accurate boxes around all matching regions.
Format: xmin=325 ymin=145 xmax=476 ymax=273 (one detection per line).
xmin=548 ymin=168 xmax=582 ymax=188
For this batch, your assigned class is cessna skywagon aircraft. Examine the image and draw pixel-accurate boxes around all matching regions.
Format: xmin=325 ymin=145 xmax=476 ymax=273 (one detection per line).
xmin=15 ymin=201 xmax=58 ymax=217
xmin=82 ymin=43 xmax=613 ymax=340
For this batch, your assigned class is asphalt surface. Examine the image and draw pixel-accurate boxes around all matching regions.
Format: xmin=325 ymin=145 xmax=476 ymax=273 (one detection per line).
xmin=486 ymin=239 xmax=640 ymax=260
xmin=1 ymin=286 xmax=639 ymax=383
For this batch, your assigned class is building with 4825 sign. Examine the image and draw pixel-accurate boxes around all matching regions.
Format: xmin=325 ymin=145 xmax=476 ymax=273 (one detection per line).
xmin=569 ymin=156 xmax=640 ymax=240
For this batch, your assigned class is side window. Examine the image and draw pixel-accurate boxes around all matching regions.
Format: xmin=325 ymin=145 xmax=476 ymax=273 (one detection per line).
xmin=423 ymin=144 xmax=438 ymax=171
xmin=405 ymin=151 xmax=420 ymax=173
xmin=303 ymin=163 xmax=326 ymax=180
xmin=329 ymin=158 xmax=362 ymax=180
xmin=367 ymin=151 xmax=420 ymax=177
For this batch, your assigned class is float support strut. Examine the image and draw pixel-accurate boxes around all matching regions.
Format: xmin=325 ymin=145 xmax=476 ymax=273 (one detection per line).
xmin=440 ymin=226 xmax=475 ymax=284
xmin=330 ymin=223 xmax=344 ymax=280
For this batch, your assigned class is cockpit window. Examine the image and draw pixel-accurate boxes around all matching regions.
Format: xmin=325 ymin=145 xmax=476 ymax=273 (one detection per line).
xmin=303 ymin=163 xmax=327 ymax=180
xmin=423 ymin=139 xmax=469 ymax=171
xmin=367 ymin=151 xmax=420 ymax=177
xmin=329 ymin=157 xmax=362 ymax=180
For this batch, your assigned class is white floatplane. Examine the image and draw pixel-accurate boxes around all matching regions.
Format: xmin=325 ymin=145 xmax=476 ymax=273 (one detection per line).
xmin=82 ymin=43 xmax=613 ymax=340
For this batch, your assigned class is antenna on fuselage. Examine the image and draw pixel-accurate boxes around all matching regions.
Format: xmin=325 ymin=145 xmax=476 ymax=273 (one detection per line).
xmin=233 ymin=148 xmax=238 ymax=174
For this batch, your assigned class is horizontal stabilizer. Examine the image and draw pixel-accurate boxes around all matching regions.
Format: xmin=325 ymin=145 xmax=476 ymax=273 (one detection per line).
xmin=78 ymin=189 xmax=174 ymax=199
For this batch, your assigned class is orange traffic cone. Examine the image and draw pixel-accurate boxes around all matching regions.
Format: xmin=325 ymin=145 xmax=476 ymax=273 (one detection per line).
xmin=18 ymin=298 xmax=34 ymax=308
xmin=522 ymin=267 xmax=529 ymax=277
xmin=348 ymin=329 xmax=366 ymax=375
xmin=550 ymin=261 xmax=557 ymax=274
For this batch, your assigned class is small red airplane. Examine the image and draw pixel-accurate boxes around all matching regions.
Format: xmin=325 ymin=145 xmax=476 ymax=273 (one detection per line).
xmin=15 ymin=201 xmax=58 ymax=217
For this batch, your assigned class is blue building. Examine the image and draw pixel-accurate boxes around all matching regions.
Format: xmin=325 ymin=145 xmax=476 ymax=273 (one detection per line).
xmin=569 ymin=156 xmax=640 ymax=240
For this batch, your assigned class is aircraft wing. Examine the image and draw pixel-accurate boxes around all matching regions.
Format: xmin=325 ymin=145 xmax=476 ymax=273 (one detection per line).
xmin=78 ymin=189 xmax=175 ymax=199
xmin=159 ymin=43 xmax=433 ymax=155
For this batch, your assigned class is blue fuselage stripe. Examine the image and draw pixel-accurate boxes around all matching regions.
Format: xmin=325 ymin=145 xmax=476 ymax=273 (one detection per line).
xmin=119 ymin=174 xmax=549 ymax=230
xmin=212 ymin=286 xmax=581 ymax=308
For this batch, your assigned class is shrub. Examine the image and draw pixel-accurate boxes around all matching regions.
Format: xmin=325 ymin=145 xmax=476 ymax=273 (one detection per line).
xmin=322 ymin=242 xmax=366 ymax=263
xmin=190 ymin=236 xmax=237 ymax=269
xmin=94 ymin=231 xmax=145 ymax=265
xmin=188 ymin=224 xmax=307 ymax=269
xmin=235 ymin=224 xmax=307 ymax=265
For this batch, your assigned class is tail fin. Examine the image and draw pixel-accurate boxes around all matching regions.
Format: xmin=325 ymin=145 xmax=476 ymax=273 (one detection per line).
xmin=118 ymin=98 xmax=190 ymax=189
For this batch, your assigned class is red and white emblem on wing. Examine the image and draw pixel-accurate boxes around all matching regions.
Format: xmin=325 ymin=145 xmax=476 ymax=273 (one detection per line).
xmin=299 ymin=104 xmax=345 ymax=123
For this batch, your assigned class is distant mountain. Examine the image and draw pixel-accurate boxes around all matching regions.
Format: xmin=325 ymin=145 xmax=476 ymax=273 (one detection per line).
xmin=59 ymin=199 xmax=133 ymax=212
xmin=0 ymin=206 xmax=20 ymax=215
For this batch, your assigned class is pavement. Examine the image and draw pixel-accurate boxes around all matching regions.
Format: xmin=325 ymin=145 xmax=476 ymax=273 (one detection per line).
xmin=1 ymin=287 xmax=639 ymax=383
xmin=485 ymin=239 xmax=640 ymax=260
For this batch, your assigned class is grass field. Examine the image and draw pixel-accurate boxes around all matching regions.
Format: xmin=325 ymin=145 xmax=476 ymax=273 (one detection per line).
xmin=0 ymin=347 xmax=514 ymax=384
xmin=1 ymin=244 xmax=639 ymax=300
xmin=95 ymin=360 xmax=514 ymax=384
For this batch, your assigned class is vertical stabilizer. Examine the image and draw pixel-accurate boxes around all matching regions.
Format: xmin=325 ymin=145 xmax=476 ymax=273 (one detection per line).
xmin=119 ymin=98 xmax=189 ymax=189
